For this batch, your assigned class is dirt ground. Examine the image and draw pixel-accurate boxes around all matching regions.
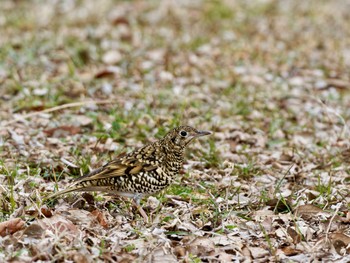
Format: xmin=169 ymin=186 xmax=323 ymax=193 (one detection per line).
xmin=1 ymin=0 xmax=350 ymax=262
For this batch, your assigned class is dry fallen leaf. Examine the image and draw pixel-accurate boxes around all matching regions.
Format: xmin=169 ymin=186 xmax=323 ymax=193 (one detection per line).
xmin=91 ymin=209 xmax=109 ymax=229
xmin=294 ymin=204 xmax=327 ymax=219
xmin=281 ymin=246 xmax=302 ymax=256
xmin=330 ymin=233 xmax=350 ymax=255
xmin=324 ymin=78 xmax=350 ymax=90
xmin=71 ymin=252 xmax=90 ymax=263
xmin=0 ymin=218 xmax=25 ymax=237
xmin=37 ymin=215 xmax=78 ymax=237
xmin=144 ymin=247 xmax=177 ymax=263
xmin=44 ymin=126 xmax=81 ymax=137
xmin=102 ymin=50 xmax=122 ymax=65
xmin=1 ymin=0 xmax=350 ymax=262
xmin=287 ymin=227 xmax=302 ymax=244
xmin=249 ymin=247 xmax=269 ymax=259
xmin=95 ymin=66 xmax=121 ymax=79
xmin=22 ymin=223 xmax=44 ymax=239
xmin=186 ymin=237 xmax=216 ymax=257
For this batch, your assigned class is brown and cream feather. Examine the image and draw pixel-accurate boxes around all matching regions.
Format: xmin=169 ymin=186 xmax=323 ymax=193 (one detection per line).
xmin=48 ymin=126 xmax=211 ymax=205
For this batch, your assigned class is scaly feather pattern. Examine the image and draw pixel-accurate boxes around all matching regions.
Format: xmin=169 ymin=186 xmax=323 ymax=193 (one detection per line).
xmin=48 ymin=126 xmax=211 ymax=220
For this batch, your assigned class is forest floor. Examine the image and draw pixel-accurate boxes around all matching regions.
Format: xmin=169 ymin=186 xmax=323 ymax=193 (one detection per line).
xmin=1 ymin=0 xmax=350 ymax=262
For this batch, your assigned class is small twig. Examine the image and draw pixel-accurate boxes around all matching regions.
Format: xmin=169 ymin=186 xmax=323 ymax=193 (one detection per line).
xmin=60 ymin=157 xmax=79 ymax=168
xmin=325 ymin=203 xmax=341 ymax=238
xmin=274 ymin=164 xmax=294 ymax=195
xmin=317 ymin=98 xmax=349 ymax=139
xmin=311 ymin=203 xmax=342 ymax=254
xmin=28 ymin=195 xmax=46 ymax=218
xmin=2 ymin=99 xmax=114 ymax=126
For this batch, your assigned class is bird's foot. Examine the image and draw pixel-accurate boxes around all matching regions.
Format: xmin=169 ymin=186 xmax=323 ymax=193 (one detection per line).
xmin=132 ymin=194 xmax=149 ymax=223
xmin=137 ymin=204 xmax=149 ymax=223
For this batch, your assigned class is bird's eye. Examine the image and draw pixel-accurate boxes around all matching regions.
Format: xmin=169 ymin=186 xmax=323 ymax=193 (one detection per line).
xmin=180 ymin=130 xmax=188 ymax=137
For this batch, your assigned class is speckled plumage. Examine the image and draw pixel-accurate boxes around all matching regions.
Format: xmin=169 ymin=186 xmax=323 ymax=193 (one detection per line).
xmin=48 ymin=126 xmax=211 ymax=220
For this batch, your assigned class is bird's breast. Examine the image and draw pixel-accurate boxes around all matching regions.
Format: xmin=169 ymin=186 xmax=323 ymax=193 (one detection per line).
xmin=111 ymin=166 xmax=176 ymax=194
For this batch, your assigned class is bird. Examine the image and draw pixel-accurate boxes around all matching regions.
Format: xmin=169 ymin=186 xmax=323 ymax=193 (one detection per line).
xmin=47 ymin=125 xmax=211 ymax=222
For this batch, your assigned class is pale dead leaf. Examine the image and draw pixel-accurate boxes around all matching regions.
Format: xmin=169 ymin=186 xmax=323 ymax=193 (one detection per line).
xmin=71 ymin=252 xmax=90 ymax=263
xmin=8 ymin=129 xmax=25 ymax=145
xmin=60 ymin=157 xmax=79 ymax=168
xmin=186 ymin=237 xmax=215 ymax=257
xmin=241 ymin=245 xmax=251 ymax=259
xmin=145 ymin=247 xmax=177 ymax=263
xmin=215 ymin=252 xmax=235 ymax=262
xmin=211 ymin=235 xmax=237 ymax=246
xmin=146 ymin=196 xmax=160 ymax=210
xmin=44 ymin=126 xmax=81 ymax=137
xmin=38 ymin=215 xmax=78 ymax=236
xmin=102 ymin=50 xmax=122 ymax=64
xmin=249 ymin=247 xmax=269 ymax=259
xmin=74 ymin=115 xmax=93 ymax=126
xmin=63 ymin=209 xmax=95 ymax=226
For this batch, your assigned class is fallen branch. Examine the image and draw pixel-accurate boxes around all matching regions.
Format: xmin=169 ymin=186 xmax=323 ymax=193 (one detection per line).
xmin=2 ymin=100 xmax=114 ymax=126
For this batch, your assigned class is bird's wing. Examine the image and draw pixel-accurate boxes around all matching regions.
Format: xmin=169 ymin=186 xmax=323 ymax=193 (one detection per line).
xmin=75 ymin=144 xmax=161 ymax=183
xmin=46 ymin=144 xmax=164 ymax=200
xmin=46 ymin=157 xmax=157 ymax=200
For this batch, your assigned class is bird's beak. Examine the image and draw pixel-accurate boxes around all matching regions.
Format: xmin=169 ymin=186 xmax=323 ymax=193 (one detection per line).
xmin=194 ymin=130 xmax=212 ymax=137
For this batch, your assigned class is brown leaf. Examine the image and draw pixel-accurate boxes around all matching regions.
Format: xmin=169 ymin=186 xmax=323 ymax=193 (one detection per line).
xmin=111 ymin=16 xmax=130 ymax=26
xmin=174 ymin=246 xmax=186 ymax=257
xmin=95 ymin=66 xmax=120 ymax=79
xmin=341 ymin=211 xmax=350 ymax=223
xmin=18 ymin=105 xmax=46 ymax=113
xmin=330 ymin=233 xmax=350 ymax=255
xmin=294 ymin=204 xmax=326 ymax=220
xmin=41 ymin=206 xmax=53 ymax=218
xmin=281 ymin=246 xmax=302 ymax=256
xmin=91 ymin=209 xmax=109 ymax=229
xmin=294 ymin=204 xmax=342 ymax=223
xmin=287 ymin=227 xmax=302 ymax=244
xmin=266 ymin=198 xmax=292 ymax=212
xmin=0 ymin=218 xmax=25 ymax=237
xmin=44 ymin=126 xmax=81 ymax=137
xmin=325 ymin=78 xmax=350 ymax=90
xmin=22 ymin=223 xmax=44 ymax=239
xmin=186 ymin=237 xmax=216 ymax=257
xmin=25 ymin=206 xmax=53 ymax=218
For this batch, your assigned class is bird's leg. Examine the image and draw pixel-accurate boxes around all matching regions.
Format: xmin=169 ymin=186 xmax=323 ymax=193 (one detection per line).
xmin=132 ymin=194 xmax=148 ymax=223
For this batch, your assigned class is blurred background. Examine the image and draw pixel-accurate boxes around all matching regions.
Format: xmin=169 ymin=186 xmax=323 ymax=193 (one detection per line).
xmin=1 ymin=0 xmax=350 ymax=191
xmin=1 ymin=1 xmax=350 ymax=260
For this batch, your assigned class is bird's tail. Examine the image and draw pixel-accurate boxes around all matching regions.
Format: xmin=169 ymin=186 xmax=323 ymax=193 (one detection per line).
xmin=45 ymin=185 xmax=114 ymax=201
xmin=45 ymin=186 xmax=80 ymax=200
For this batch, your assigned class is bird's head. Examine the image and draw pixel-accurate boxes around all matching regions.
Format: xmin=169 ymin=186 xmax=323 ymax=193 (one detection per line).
xmin=164 ymin=126 xmax=211 ymax=149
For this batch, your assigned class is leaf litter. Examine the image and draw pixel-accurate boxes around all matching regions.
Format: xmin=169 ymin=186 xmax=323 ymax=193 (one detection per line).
xmin=1 ymin=0 xmax=350 ymax=262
